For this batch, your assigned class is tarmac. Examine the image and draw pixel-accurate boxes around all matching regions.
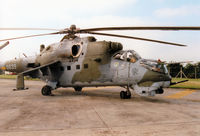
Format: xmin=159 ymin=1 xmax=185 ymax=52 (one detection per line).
xmin=0 ymin=79 xmax=200 ymax=136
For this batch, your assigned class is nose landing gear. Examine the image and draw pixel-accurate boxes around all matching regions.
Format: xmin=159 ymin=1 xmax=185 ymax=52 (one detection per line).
xmin=41 ymin=85 xmax=52 ymax=96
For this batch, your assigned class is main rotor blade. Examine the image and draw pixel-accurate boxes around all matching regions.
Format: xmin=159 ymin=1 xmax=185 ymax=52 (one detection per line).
xmin=0 ymin=41 xmax=9 ymax=50
xmin=80 ymin=26 xmax=200 ymax=32
xmin=0 ymin=32 xmax=59 ymax=42
xmin=167 ymin=61 xmax=193 ymax=64
xmin=0 ymin=28 xmax=60 ymax=31
xmin=86 ymin=32 xmax=187 ymax=47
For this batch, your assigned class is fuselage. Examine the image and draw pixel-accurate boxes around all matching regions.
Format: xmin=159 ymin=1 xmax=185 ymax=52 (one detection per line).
xmin=2 ymin=36 xmax=171 ymax=96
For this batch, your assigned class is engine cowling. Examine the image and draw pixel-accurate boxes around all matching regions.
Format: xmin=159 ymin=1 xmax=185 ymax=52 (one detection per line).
xmin=36 ymin=42 xmax=83 ymax=66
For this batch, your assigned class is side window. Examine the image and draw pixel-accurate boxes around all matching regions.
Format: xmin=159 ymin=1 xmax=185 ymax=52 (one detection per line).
xmin=76 ymin=65 xmax=80 ymax=70
xmin=67 ymin=66 xmax=71 ymax=70
xmin=84 ymin=64 xmax=88 ymax=69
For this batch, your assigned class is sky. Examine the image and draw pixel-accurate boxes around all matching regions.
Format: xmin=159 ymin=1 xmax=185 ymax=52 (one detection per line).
xmin=0 ymin=0 xmax=200 ymax=63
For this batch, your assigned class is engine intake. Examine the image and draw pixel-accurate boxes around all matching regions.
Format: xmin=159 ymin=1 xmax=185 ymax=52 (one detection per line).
xmin=72 ymin=45 xmax=82 ymax=57
xmin=63 ymin=44 xmax=82 ymax=58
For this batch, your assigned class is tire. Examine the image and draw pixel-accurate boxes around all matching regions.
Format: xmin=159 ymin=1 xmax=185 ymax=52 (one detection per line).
xmin=41 ymin=85 xmax=52 ymax=96
xmin=74 ymin=87 xmax=82 ymax=92
xmin=126 ymin=93 xmax=131 ymax=99
xmin=120 ymin=91 xmax=127 ymax=99
xmin=120 ymin=91 xmax=131 ymax=99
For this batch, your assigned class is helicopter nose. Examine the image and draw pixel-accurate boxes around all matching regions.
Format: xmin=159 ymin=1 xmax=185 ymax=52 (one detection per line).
xmin=159 ymin=74 xmax=172 ymax=88
xmin=166 ymin=73 xmax=172 ymax=80
xmin=163 ymin=73 xmax=172 ymax=82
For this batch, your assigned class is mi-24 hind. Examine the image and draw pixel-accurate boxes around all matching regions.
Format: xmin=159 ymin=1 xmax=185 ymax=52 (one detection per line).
xmin=0 ymin=25 xmax=198 ymax=99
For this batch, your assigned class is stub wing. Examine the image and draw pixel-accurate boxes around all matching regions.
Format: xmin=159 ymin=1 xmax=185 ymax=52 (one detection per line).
xmin=21 ymin=61 xmax=61 ymax=79
xmin=15 ymin=61 xmax=62 ymax=90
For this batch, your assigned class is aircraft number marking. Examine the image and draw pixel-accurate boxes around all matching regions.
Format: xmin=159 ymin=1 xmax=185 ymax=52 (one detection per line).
xmin=5 ymin=64 xmax=16 ymax=70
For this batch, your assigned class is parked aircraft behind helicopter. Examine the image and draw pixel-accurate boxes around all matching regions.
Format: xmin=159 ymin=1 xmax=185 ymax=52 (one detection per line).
xmin=0 ymin=25 xmax=198 ymax=99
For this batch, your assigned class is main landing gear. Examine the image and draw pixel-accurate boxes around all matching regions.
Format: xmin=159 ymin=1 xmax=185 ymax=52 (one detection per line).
xmin=41 ymin=85 xmax=53 ymax=96
xmin=74 ymin=87 xmax=82 ymax=92
xmin=120 ymin=86 xmax=131 ymax=99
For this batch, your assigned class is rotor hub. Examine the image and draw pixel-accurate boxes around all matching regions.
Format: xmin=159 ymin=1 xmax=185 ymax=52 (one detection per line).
xmin=70 ymin=25 xmax=76 ymax=31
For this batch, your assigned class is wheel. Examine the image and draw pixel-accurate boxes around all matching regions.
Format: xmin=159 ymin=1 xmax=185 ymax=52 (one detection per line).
xmin=41 ymin=85 xmax=52 ymax=96
xmin=120 ymin=91 xmax=131 ymax=99
xmin=126 ymin=93 xmax=131 ymax=99
xmin=74 ymin=87 xmax=82 ymax=92
xmin=120 ymin=91 xmax=127 ymax=99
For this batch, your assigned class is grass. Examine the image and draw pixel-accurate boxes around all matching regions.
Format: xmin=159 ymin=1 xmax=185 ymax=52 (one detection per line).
xmin=170 ymin=78 xmax=200 ymax=89
xmin=0 ymin=74 xmax=17 ymax=79
xmin=0 ymin=74 xmax=39 ymax=81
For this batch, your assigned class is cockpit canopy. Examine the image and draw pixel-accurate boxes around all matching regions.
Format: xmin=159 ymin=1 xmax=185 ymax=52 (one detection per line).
xmin=113 ymin=50 xmax=141 ymax=63
xmin=140 ymin=59 xmax=169 ymax=74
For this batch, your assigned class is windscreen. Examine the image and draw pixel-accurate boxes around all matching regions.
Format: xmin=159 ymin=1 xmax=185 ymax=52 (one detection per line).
xmin=140 ymin=59 xmax=168 ymax=74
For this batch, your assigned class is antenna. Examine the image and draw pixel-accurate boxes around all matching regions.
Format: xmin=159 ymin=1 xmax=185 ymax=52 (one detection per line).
xmin=175 ymin=66 xmax=187 ymax=78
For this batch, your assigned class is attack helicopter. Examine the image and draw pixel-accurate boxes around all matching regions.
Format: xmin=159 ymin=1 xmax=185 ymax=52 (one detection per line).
xmin=0 ymin=25 xmax=200 ymax=99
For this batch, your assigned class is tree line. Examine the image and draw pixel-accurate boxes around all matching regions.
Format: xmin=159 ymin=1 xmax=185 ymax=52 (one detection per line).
xmin=167 ymin=62 xmax=200 ymax=78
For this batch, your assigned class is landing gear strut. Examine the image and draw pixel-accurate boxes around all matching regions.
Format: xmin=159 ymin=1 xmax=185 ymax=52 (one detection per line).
xmin=120 ymin=86 xmax=131 ymax=99
xmin=41 ymin=85 xmax=52 ymax=96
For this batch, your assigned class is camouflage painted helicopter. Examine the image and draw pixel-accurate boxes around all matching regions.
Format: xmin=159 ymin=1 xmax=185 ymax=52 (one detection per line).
xmin=0 ymin=25 xmax=199 ymax=99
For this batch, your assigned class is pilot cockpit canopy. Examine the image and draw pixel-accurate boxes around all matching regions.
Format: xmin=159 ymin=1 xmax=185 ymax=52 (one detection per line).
xmin=113 ymin=50 xmax=141 ymax=63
